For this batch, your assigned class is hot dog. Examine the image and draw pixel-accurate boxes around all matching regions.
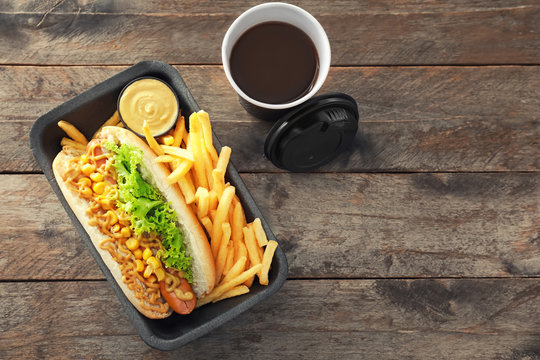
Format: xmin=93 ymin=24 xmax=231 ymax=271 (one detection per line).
xmin=52 ymin=126 xmax=215 ymax=319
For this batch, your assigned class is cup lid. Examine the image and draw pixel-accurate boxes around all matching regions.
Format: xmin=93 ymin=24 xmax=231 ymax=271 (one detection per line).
xmin=264 ymin=93 xmax=359 ymax=172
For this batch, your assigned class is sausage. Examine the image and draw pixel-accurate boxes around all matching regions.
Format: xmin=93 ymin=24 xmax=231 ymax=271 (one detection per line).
xmin=159 ymin=278 xmax=197 ymax=315
xmin=86 ymin=140 xmax=116 ymax=184
xmin=86 ymin=139 xmax=107 ymax=168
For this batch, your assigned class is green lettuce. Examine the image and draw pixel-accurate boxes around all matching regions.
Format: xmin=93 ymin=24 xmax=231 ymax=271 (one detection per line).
xmin=105 ymin=142 xmax=193 ymax=283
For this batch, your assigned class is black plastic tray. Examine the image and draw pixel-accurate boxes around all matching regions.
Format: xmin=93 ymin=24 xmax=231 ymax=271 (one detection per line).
xmin=29 ymin=60 xmax=288 ymax=350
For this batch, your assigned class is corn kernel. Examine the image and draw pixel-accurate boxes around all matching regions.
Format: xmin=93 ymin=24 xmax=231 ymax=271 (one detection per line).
xmin=147 ymin=275 xmax=157 ymax=283
xmin=90 ymin=172 xmax=104 ymax=182
xmin=133 ymin=248 xmax=142 ymax=260
xmin=120 ymin=227 xmax=131 ymax=238
xmin=100 ymin=198 xmax=112 ymax=210
xmin=77 ymin=177 xmax=91 ymax=187
xmin=135 ymin=259 xmax=144 ymax=272
xmin=126 ymin=237 xmax=139 ymax=251
xmin=143 ymin=265 xmax=153 ymax=278
xmin=146 ymin=256 xmax=161 ymax=270
xmin=80 ymin=186 xmax=92 ymax=197
xmin=92 ymin=181 xmax=107 ymax=195
xmin=142 ymin=247 xmax=153 ymax=261
xmin=154 ymin=268 xmax=165 ymax=282
xmin=111 ymin=224 xmax=121 ymax=233
xmin=106 ymin=210 xmax=118 ymax=225
xmin=81 ymin=163 xmax=95 ymax=176
xmin=81 ymin=154 xmax=89 ymax=163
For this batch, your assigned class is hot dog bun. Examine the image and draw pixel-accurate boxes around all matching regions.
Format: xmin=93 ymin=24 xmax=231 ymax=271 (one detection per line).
xmin=52 ymin=126 xmax=215 ymax=319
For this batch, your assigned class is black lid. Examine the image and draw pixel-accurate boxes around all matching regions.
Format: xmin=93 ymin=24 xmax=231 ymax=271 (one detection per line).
xmin=264 ymin=93 xmax=359 ymax=172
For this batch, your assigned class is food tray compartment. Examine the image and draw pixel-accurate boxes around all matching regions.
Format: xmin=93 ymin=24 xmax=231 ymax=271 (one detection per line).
xmin=29 ymin=60 xmax=288 ymax=350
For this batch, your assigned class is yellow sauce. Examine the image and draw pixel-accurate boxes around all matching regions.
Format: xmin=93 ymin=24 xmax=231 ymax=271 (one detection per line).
xmin=118 ymin=78 xmax=178 ymax=136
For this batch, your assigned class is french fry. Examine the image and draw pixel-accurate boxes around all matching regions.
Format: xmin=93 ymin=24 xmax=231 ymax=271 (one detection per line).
xmin=182 ymin=126 xmax=189 ymax=147
xmin=231 ymin=202 xmax=245 ymax=262
xmin=213 ymin=285 xmax=250 ymax=302
xmin=172 ymin=115 xmax=185 ymax=148
xmin=58 ymin=120 xmax=88 ymax=145
xmin=104 ymin=110 xmax=121 ymax=126
xmin=221 ymin=256 xmax=247 ymax=284
xmin=93 ymin=110 xmax=121 ymax=137
xmin=200 ymin=216 xmax=213 ymax=237
xmin=243 ymin=258 xmax=255 ymax=287
xmin=211 ymin=169 xmax=225 ymax=198
xmin=216 ymin=222 xmax=231 ymax=282
xmin=167 ymin=159 xmax=193 ymax=184
xmin=201 ymin=137 xmax=215 ymax=189
xmin=259 ymin=240 xmax=278 ymax=285
xmin=161 ymin=145 xmax=194 ymax=162
xmin=216 ymin=146 xmax=231 ymax=176
xmin=188 ymin=114 xmax=208 ymax=189
xmin=198 ymin=263 xmax=262 ymax=306
xmin=232 ymin=201 xmax=246 ymax=227
xmin=223 ymin=242 xmax=235 ymax=277
xmin=253 ymin=218 xmax=269 ymax=247
xmin=60 ymin=137 xmax=86 ymax=151
xmin=236 ymin=240 xmax=248 ymax=266
xmin=208 ymin=190 xmax=219 ymax=211
xmin=197 ymin=110 xmax=219 ymax=165
xmin=243 ymin=225 xmax=262 ymax=277
xmin=155 ymin=155 xmax=178 ymax=163
xmin=209 ymin=209 xmax=217 ymax=223
xmin=243 ymin=274 xmax=255 ymax=288
xmin=249 ymin=222 xmax=264 ymax=260
xmin=197 ymin=110 xmax=213 ymax=148
xmin=228 ymin=203 xmax=235 ymax=231
xmin=177 ymin=173 xmax=196 ymax=204
xmin=143 ymin=121 xmax=164 ymax=156
xmin=159 ymin=134 xmax=175 ymax=146
xmin=232 ymin=194 xmax=241 ymax=208
xmin=185 ymin=131 xmax=191 ymax=151
xmin=211 ymin=186 xmax=235 ymax=257
xmin=195 ymin=187 xmax=209 ymax=219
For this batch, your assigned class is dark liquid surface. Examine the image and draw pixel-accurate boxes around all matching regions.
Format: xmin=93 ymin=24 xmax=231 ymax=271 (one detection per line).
xmin=230 ymin=22 xmax=319 ymax=104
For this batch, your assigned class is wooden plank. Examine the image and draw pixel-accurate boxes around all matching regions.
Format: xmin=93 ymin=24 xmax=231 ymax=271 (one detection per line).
xmin=0 ymin=174 xmax=103 ymax=279
xmin=2 ymin=0 xmax=537 ymax=15
xmin=0 ymin=2 xmax=538 ymax=65
xmin=5 ymin=65 xmax=540 ymax=173
xmin=246 ymin=172 xmax=540 ymax=278
xmin=1 ymin=173 xmax=538 ymax=280
xmin=0 ymin=279 xmax=539 ymax=358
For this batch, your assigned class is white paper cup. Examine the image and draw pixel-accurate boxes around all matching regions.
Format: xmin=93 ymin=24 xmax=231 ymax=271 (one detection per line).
xmin=222 ymin=2 xmax=331 ymax=119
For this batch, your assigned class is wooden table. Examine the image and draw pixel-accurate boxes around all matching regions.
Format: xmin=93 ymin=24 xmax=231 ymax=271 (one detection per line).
xmin=1 ymin=1 xmax=539 ymax=358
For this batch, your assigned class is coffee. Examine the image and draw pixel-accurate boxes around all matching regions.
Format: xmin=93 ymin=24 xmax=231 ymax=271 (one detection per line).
xmin=229 ymin=22 xmax=319 ymax=105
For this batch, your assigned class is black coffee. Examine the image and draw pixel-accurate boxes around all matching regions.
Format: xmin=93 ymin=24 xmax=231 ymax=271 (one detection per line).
xmin=230 ymin=21 xmax=319 ymax=104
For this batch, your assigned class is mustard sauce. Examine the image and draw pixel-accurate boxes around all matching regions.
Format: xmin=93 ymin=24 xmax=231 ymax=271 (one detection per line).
xmin=118 ymin=78 xmax=178 ymax=136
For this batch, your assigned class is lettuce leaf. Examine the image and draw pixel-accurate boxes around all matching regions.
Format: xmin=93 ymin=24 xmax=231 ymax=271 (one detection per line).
xmin=105 ymin=142 xmax=193 ymax=283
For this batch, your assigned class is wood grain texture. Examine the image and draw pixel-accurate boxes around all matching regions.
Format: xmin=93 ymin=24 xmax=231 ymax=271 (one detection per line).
xmin=2 ymin=173 xmax=538 ymax=280
xmin=3 ymin=0 xmax=538 ymax=15
xmin=0 ymin=279 xmax=539 ymax=358
xmin=4 ymin=65 xmax=539 ymax=173
xmin=244 ymin=172 xmax=540 ymax=278
xmin=1 ymin=1 xmax=538 ymax=358
xmin=0 ymin=1 xmax=538 ymax=65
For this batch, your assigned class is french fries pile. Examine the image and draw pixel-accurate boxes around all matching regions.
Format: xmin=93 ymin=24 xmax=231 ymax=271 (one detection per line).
xmin=143 ymin=110 xmax=278 ymax=305
xmin=59 ymin=109 xmax=278 ymax=306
